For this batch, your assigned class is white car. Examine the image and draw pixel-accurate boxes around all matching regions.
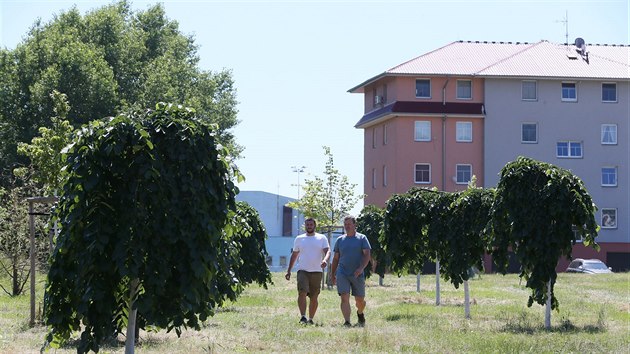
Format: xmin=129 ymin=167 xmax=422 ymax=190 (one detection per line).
xmin=566 ymin=258 xmax=613 ymax=274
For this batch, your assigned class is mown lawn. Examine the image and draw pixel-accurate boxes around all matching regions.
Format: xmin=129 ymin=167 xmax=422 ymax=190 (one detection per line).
xmin=0 ymin=271 xmax=628 ymax=353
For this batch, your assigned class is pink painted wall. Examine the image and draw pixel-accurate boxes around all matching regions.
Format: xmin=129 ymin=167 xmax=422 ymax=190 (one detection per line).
xmin=362 ymin=76 xmax=485 ymax=207
xmin=364 ymin=76 xmax=484 ymax=113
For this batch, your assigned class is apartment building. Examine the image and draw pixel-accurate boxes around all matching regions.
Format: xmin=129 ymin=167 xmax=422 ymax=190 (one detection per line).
xmin=349 ymin=40 xmax=629 ymax=271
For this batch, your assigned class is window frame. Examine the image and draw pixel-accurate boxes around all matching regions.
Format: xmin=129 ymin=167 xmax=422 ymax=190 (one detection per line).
xmin=521 ymin=80 xmax=537 ymax=101
xmin=383 ymin=124 xmax=388 ymax=145
xmin=415 ymin=79 xmax=431 ymax=99
xmin=414 ymin=163 xmax=431 ymax=184
xmin=372 ymin=168 xmax=376 ymax=189
xmin=601 ymin=167 xmax=617 ymax=187
xmin=601 ymin=208 xmax=617 ymax=229
xmin=561 ymin=82 xmax=577 ymax=102
xmin=601 ymin=124 xmax=618 ymax=145
xmin=456 ymin=121 xmax=473 ymax=142
xmin=556 ymin=141 xmax=583 ymax=158
xmin=414 ymin=121 xmax=431 ymax=142
xmin=383 ymin=165 xmax=387 ymax=187
xmin=521 ymin=122 xmax=538 ymax=143
xmin=455 ymin=164 xmax=472 ymax=184
xmin=456 ymin=79 xmax=472 ymax=100
xmin=602 ymin=83 xmax=617 ymax=103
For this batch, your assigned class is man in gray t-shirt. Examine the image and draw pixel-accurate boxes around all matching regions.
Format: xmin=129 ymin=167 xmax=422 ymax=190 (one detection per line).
xmin=331 ymin=215 xmax=371 ymax=327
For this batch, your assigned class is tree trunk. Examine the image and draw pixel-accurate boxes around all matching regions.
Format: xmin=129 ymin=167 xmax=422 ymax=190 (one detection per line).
xmin=379 ymin=275 xmax=383 ymax=286
xmin=545 ymin=280 xmax=551 ymax=329
xmin=416 ymin=273 xmax=421 ymax=292
xmin=12 ymin=260 xmax=19 ymax=296
xmin=435 ymin=257 xmax=441 ymax=306
xmin=464 ymin=280 xmax=470 ymax=319
xmin=125 ymin=278 xmax=139 ymax=354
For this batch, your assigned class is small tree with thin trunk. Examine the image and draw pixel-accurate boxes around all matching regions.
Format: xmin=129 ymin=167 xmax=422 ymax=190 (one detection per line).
xmin=490 ymin=157 xmax=599 ymax=329
xmin=44 ymin=103 xmax=271 ymax=353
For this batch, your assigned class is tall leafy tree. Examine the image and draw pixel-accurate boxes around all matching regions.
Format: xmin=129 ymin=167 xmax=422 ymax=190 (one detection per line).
xmin=0 ymin=0 xmax=240 ymax=187
xmin=490 ymin=157 xmax=598 ymax=328
xmin=44 ymin=103 xmax=270 ymax=353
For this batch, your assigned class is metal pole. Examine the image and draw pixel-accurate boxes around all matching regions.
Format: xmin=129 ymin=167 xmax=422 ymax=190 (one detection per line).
xmin=29 ymin=201 xmax=36 ymax=327
xmin=291 ymin=165 xmax=306 ymax=230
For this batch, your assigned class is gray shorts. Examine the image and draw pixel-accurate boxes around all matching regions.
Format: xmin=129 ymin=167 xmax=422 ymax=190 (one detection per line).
xmin=336 ymin=273 xmax=365 ymax=297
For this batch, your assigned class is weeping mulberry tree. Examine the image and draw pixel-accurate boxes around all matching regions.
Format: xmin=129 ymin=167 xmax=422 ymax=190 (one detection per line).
xmin=356 ymin=205 xmax=389 ymax=280
xmin=44 ymin=103 xmax=271 ymax=353
xmin=439 ymin=185 xmax=495 ymax=318
xmin=490 ymin=156 xmax=598 ymax=328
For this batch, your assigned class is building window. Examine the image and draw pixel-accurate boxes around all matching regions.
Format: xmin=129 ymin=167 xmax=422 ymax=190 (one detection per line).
xmin=282 ymin=206 xmax=293 ymax=236
xmin=372 ymin=87 xmax=377 ymax=108
xmin=383 ymin=124 xmax=388 ymax=145
xmin=383 ymin=83 xmax=388 ymax=103
xmin=521 ymin=123 xmax=538 ymax=143
xmin=414 ymin=164 xmax=431 ymax=184
xmin=456 ymin=122 xmax=472 ymax=142
xmin=602 ymin=83 xmax=617 ymax=102
xmin=457 ymin=80 xmax=472 ymax=99
xmin=279 ymin=256 xmax=288 ymax=267
xmin=372 ymin=168 xmax=376 ymax=189
xmin=522 ymin=80 xmax=537 ymax=100
xmin=265 ymin=256 xmax=273 ymax=266
xmin=601 ymin=167 xmax=617 ymax=187
xmin=372 ymin=128 xmax=377 ymax=148
xmin=383 ymin=166 xmax=387 ymax=187
xmin=601 ymin=208 xmax=617 ymax=229
xmin=556 ymin=141 xmax=582 ymax=158
xmin=456 ymin=164 xmax=472 ymax=184
xmin=561 ymin=82 xmax=577 ymax=101
xmin=601 ymin=124 xmax=617 ymax=145
xmin=415 ymin=79 xmax=431 ymax=98
xmin=414 ymin=121 xmax=431 ymax=141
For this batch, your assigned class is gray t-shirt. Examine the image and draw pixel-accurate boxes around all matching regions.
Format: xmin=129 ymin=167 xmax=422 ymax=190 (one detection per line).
xmin=333 ymin=233 xmax=371 ymax=277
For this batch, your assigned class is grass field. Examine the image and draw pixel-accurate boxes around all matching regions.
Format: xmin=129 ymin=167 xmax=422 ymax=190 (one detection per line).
xmin=1 ymin=271 xmax=628 ymax=353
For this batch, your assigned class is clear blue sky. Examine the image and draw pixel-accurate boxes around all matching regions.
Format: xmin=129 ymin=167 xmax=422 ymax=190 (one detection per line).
xmin=2 ymin=0 xmax=629 ymax=214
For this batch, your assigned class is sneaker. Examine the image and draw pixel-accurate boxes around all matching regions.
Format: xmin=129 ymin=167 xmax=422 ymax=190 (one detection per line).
xmin=343 ymin=321 xmax=352 ymax=327
xmin=307 ymin=319 xmax=314 ymax=325
xmin=357 ymin=312 xmax=365 ymax=326
xmin=300 ymin=316 xmax=308 ymax=324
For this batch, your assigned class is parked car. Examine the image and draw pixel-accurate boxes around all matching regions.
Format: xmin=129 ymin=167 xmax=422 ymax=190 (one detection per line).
xmin=566 ymin=258 xmax=613 ymax=274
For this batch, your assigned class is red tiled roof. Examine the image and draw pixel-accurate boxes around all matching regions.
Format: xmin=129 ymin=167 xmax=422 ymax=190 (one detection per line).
xmin=349 ymin=40 xmax=630 ymax=93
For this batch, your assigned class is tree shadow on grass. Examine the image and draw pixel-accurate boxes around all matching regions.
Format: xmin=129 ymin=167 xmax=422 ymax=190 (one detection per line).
xmin=499 ymin=310 xmax=607 ymax=335
xmin=385 ymin=313 xmax=419 ymax=322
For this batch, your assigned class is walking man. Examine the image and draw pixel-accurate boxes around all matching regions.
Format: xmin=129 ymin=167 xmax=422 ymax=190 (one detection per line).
xmin=285 ymin=217 xmax=330 ymax=324
xmin=331 ymin=215 xmax=371 ymax=327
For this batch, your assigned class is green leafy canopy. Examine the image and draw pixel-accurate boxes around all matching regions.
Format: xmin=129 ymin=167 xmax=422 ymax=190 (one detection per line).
xmin=44 ymin=103 xmax=270 ymax=353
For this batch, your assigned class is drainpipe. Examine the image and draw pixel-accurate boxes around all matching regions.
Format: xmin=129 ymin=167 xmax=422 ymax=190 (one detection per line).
xmin=441 ymin=79 xmax=449 ymax=191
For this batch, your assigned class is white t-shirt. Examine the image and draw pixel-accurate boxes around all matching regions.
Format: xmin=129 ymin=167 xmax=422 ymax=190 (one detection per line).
xmin=293 ymin=233 xmax=330 ymax=272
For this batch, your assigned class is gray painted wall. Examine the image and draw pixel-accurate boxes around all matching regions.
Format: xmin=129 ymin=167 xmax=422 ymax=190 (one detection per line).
xmin=484 ymin=78 xmax=629 ymax=243
xmin=236 ymin=190 xmax=299 ymax=271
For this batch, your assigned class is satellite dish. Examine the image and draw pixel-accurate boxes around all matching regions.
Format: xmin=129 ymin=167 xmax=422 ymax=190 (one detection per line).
xmin=574 ymin=37 xmax=585 ymax=48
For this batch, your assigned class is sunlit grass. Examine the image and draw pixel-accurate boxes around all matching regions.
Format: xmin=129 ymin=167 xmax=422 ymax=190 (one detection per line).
xmin=0 ymin=271 xmax=628 ymax=353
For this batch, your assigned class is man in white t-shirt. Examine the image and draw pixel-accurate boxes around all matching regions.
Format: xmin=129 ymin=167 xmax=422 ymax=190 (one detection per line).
xmin=285 ymin=217 xmax=330 ymax=324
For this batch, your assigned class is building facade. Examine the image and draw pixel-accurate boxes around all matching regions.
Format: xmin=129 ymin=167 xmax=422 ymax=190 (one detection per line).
xmin=349 ymin=40 xmax=629 ymax=271
xmin=236 ymin=191 xmax=299 ymax=272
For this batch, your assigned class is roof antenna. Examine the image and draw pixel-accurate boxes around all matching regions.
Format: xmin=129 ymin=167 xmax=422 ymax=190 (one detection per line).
xmin=555 ymin=10 xmax=569 ymax=46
